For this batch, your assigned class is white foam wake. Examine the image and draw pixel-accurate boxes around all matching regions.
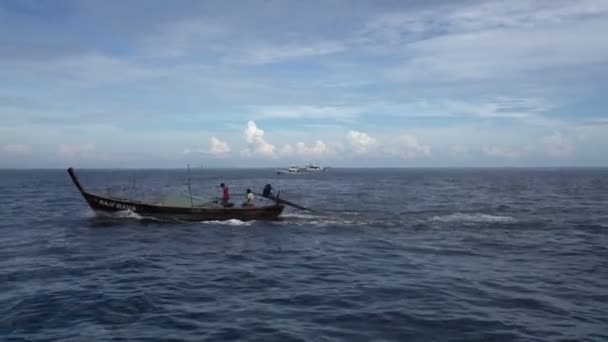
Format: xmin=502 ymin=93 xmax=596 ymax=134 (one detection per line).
xmin=430 ymin=213 xmax=517 ymax=224
xmin=201 ymin=219 xmax=253 ymax=226
xmin=92 ymin=209 xmax=145 ymax=220
xmin=280 ymin=212 xmax=318 ymax=219
xmin=91 ymin=210 xmax=253 ymax=225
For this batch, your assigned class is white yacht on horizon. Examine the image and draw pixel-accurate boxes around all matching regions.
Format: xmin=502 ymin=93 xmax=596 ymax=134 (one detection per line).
xmin=275 ymin=163 xmax=329 ymax=175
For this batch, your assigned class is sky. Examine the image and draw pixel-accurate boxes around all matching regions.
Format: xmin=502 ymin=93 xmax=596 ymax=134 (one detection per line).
xmin=1 ymin=0 xmax=607 ymax=168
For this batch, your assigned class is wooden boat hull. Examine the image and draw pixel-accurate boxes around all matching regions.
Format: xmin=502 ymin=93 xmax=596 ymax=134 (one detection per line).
xmin=68 ymin=168 xmax=284 ymax=221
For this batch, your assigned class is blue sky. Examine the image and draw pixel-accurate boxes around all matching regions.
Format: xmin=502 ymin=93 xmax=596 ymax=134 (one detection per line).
xmin=1 ymin=0 xmax=607 ymax=168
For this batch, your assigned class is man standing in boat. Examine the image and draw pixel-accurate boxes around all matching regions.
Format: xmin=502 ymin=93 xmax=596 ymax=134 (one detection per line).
xmin=220 ymin=183 xmax=231 ymax=207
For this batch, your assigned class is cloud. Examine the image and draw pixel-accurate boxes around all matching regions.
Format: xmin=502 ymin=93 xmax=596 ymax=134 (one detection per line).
xmin=208 ymin=137 xmax=230 ymax=158
xmin=238 ymin=41 xmax=345 ymax=65
xmin=443 ymin=97 xmax=551 ymax=118
xmin=482 ymin=146 xmax=521 ymax=159
xmin=243 ymin=120 xmax=276 ymax=158
xmin=270 ymin=140 xmax=333 ymax=159
xmin=2 ymin=144 xmax=31 ymax=154
xmin=141 ymin=16 xmax=345 ymax=64
xmin=183 ymin=137 xmax=231 ymax=159
xmin=248 ymin=104 xmax=362 ymax=120
xmin=57 ymin=143 xmax=94 ymax=158
xmin=361 ymin=0 xmax=608 ymax=44
xmin=280 ymin=144 xmax=294 ymax=157
xmin=244 ymin=120 xmax=264 ymax=144
xmin=140 ymin=19 xmax=228 ymax=58
xmin=1 ymin=1 xmax=607 ymax=168
xmin=244 ymin=98 xmax=550 ymax=123
xmin=544 ymin=131 xmax=573 ymax=157
xmin=9 ymin=53 xmax=170 ymax=89
xmin=360 ymin=1 xmax=608 ymax=85
xmin=295 ymin=140 xmax=331 ymax=158
xmin=392 ymin=20 xmax=608 ymax=83
xmin=346 ymin=130 xmax=376 ymax=154
xmin=392 ymin=135 xmax=431 ymax=160
xmin=366 ymin=97 xmax=551 ymax=119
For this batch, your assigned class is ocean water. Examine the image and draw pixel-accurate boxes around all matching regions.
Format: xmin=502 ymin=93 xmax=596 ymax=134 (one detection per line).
xmin=1 ymin=168 xmax=607 ymax=341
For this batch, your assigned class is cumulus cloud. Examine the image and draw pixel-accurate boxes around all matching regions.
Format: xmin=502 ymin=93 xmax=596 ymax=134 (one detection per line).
xmin=280 ymin=144 xmax=294 ymax=157
xmin=278 ymin=141 xmax=332 ymax=158
xmin=393 ymin=135 xmax=431 ymax=160
xmin=544 ymin=131 xmax=573 ymax=157
xmin=296 ymin=140 xmax=331 ymax=158
xmin=208 ymin=137 xmax=230 ymax=158
xmin=183 ymin=137 xmax=231 ymax=158
xmin=57 ymin=143 xmax=94 ymax=158
xmin=2 ymin=144 xmax=30 ymax=154
xmin=243 ymin=121 xmax=276 ymax=158
xmin=346 ymin=130 xmax=376 ymax=154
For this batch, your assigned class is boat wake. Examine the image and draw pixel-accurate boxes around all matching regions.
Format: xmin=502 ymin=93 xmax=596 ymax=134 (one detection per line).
xmin=279 ymin=211 xmax=367 ymax=227
xmin=280 ymin=212 xmax=318 ymax=220
xmin=93 ymin=211 xmax=254 ymax=225
xmin=85 ymin=208 xmax=362 ymax=228
xmin=430 ymin=213 xmax=517 ymax=224
xmin=91 ymin=209 xmax=146 ymax=220
xmin=200 ymin=219 xmax=253 ymax=226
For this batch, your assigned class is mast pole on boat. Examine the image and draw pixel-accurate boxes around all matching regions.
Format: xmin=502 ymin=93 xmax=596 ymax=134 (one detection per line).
xmin=187 ymin=164 xmax=193 ymax=208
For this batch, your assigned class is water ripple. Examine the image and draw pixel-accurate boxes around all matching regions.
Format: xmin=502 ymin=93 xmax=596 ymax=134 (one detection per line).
xmin=1 ymin=168 xmax=607 ymax=341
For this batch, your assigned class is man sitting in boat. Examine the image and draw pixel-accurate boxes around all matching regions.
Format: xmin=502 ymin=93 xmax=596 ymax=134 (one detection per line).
xmin=262 ymin=184 xmax=274 ymax=198
xmin=242 ymin=189 xmax=255 ymax=207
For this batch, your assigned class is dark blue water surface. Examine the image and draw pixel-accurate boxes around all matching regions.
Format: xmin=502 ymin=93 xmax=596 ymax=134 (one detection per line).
xmin=1 ymin=168 xmax=607 ymax=341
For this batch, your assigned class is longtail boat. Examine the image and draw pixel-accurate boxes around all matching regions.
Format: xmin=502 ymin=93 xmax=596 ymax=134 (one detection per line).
xmin=67 ymin=167 xmax=284 ymax=221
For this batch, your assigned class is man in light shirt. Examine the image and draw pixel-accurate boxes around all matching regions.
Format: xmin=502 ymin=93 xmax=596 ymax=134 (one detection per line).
xmin=242 ymin=189 xmax=255 ymax=207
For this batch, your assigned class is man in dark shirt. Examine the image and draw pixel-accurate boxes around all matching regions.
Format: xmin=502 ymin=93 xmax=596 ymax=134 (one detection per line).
xmin=262 ymin=184 xmax=274 ymax=198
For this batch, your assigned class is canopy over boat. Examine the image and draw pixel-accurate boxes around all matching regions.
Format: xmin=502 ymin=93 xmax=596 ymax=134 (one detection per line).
xmin=67 ymin=167 xmax=284 ymax=221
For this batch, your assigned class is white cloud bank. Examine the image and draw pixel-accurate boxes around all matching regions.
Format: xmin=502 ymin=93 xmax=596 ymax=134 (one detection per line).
xmin=296 ymin=140 xmax=331 ymax=158
xmin=346 ymin=130 xmax=376 ymax=154
xmin=392 ymin=135 xmax=431 ymax=160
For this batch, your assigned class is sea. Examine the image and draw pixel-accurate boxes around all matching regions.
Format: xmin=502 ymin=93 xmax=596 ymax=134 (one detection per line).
xmin=0 ymin=168 xmax=607 ymax=341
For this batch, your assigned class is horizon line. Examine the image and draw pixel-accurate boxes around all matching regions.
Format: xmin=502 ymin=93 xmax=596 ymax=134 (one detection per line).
xmin=1 ymin=165 xmax=608 ymax=171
